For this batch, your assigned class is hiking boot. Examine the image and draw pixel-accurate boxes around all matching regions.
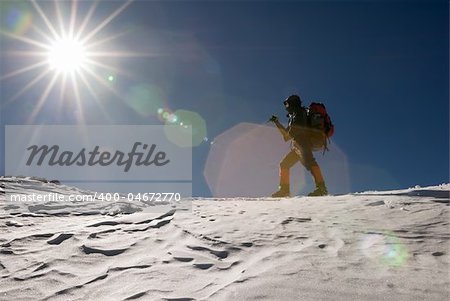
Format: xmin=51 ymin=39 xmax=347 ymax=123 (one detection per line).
xmin=271 ymin=185 xmax=290 ymax=198
xmin=308 ymin=182 xmax=328 ymax=196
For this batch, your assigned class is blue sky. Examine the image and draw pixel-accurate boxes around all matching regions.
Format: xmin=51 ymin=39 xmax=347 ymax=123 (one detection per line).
xmin=0 ymin=0 xmax=448 ymax=196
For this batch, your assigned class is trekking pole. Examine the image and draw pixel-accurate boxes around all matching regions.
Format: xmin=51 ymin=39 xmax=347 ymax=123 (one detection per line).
xmin=267 ymin=115 xmax=278 ymax=123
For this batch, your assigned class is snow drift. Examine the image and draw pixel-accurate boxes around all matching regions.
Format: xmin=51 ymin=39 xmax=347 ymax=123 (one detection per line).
xmin=0 ymin=177 xmax=449 ymax=300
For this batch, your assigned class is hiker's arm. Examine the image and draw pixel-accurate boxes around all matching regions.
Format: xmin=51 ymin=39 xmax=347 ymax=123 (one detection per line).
xmin=270 ymin=116 xmax=291 ymax=142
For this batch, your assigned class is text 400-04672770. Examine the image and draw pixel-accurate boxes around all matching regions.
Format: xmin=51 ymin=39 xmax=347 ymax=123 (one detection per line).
xmin=126 ymin=192 xmax=181 ymax=202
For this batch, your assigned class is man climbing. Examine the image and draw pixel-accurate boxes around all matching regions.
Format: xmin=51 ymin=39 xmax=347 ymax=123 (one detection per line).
xmin=270 ymin=94 xmax=329 ymax=197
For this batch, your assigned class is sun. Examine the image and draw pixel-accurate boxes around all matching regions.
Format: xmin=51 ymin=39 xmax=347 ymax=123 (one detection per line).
xmin=0 ymin=0 xmax=144 ymax=123
xmin=47 ymin=36 xmax=87 ymax=73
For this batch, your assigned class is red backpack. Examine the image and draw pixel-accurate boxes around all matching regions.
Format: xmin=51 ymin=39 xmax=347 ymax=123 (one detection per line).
xmin=308 ymin=102 xmax=334 ymax=151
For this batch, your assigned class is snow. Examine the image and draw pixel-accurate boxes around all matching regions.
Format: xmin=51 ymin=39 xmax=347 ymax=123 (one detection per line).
xmin=0 ymin=176 xmax=449 ymax=300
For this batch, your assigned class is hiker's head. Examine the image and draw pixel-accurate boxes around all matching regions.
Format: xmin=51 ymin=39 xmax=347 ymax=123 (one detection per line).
xmin=284 ymin=95 xmax=302 ymax=113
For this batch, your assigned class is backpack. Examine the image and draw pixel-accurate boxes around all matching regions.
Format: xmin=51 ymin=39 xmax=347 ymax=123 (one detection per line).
xmin=308 ymin=102 xmax=334 ymax=151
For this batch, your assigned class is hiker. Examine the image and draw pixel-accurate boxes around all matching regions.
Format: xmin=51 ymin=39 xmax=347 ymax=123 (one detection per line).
xmin=270 ymin=94 xmax=331 ymax=197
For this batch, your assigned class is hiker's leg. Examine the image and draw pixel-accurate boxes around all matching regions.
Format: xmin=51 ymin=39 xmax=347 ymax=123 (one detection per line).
xmin=272 ymin=150 xmax=299 ymax=197
xmin=300 ymin=147 xmax=321 ymax=183
xmin=296 ymin=144 xmax=328 ymax=196
xmin=279 ymin=149 xmax=300 ymax=187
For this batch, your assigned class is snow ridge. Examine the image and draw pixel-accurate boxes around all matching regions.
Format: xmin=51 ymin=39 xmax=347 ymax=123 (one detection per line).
xmin=0 ymin=177 xmax=449 ymax=300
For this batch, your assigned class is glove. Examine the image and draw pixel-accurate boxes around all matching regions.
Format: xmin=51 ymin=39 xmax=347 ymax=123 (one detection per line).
xmin=268 ymin=115 xmax=278 ymax=123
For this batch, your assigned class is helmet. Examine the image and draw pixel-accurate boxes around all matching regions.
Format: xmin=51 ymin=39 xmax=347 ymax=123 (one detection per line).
xmin=283 ymin=95 xmax=302 ymax=113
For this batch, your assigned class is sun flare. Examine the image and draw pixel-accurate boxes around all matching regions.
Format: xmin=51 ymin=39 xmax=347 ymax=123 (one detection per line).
xmin=47 ymin=36 xmax=87 ymax=73
xmin=0 ymin=0 xmax=141 ymax=123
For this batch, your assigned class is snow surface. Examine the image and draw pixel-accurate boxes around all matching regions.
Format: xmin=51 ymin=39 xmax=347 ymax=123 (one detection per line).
xmin=0 ymin=177 xmax=449 ymax=300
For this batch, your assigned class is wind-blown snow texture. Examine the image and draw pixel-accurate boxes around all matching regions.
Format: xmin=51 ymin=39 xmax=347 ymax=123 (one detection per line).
xmin=0 ymin=176 xmax=449 ymax=300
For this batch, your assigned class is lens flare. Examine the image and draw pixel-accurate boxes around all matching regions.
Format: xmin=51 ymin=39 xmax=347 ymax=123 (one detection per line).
xmin=360 ymin=232 xmax=409 ymax=267
xmin=125 ymin=84 xmax=166 ymax=117
xmin=157 ymin=107 xmax=172 ymax=123
xmin=163 ymin=110 xmax=207 ymax=147
xmin=3 ymin=4 xmax=33 ymax=35
xmin=174 ymin=110 xmax=206 ymax=146
xmin=204 ymin=123 xmax=304 ymax=197
xmin=167 ymin=113 xmax=178 ymax=123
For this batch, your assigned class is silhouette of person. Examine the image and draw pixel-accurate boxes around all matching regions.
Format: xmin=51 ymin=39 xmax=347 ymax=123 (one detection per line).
xmin=270 ymin=95 xmax=328 ymax=197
